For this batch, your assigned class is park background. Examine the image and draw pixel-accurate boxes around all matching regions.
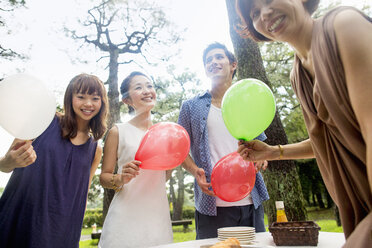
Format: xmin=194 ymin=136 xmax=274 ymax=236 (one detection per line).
xmin=0 ymin=0 xmax=370 ymax=246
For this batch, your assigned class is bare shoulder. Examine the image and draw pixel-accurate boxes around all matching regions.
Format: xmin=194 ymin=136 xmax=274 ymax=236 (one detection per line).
xmin=106 ymin=125 xmax=119 ymax=140
xmin=103 ymin=125 xmax=119 ymax=154
xmin=333 ymin=8 xmax=371 ymax=40
xmin=333 ymin=8 xmax=372 ymax=63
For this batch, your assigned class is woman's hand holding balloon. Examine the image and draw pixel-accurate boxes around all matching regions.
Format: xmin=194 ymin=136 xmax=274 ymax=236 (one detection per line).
xmin=237 ymin=140 xmax=275 ymax=162
xmin=0 ymin=139 xmax=36 ymax=173
xmin=119 ymin=160 xmax=141 ymax=185
xmin=195 ymin=168 xmax=216 ymax=197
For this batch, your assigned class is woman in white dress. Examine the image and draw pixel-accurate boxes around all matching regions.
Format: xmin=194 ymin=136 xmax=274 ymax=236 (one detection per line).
xmin=98 ymin=71 xmax=173 ymax=248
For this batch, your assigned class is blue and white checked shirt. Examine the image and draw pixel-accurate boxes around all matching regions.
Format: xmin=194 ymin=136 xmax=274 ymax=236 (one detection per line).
xmin=178 ymin=91 xmax=270 ymax=216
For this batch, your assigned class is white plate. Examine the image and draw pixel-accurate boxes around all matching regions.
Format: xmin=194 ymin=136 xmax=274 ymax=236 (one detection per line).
xmin=218 ymin=226 xmax=255 ymax=232
xmin=218 ymin=231 xmax=255 ymax=234
xmin=218 ymin=232 xmax=256 ymax=235
xmin=218 ymin=237 xmax=256 ymax=242
xmin=218 ymin=234 xmax=255 ymax=238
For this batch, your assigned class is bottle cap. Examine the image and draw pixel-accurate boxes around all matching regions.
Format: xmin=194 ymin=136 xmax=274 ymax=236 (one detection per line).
xmin=275 ymin=201 xmax=284 ymax=209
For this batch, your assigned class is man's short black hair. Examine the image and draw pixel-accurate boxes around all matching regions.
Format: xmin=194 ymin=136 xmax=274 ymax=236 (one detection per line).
xmin=202 ymin=42 xmax=237 ymax=78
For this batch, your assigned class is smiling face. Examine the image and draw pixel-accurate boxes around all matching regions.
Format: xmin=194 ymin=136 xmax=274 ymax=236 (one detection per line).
xmin=72 ymin=92 xmax=102 ymax=122
xmin=248 ymin=0 xmax=309 ymax=42
xmin=204 ymin=48 xmax=237 ymax=82
xmin=124 ymin=75 xmax=156 ymax=113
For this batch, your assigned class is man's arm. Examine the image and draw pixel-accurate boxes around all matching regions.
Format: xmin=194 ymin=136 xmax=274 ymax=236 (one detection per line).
xmin=182 ymin=154 xmax=215 ymax=197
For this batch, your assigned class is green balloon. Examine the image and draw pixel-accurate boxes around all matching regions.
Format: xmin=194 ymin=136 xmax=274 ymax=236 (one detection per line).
xmin=221 ymin=78 xmax=276 ymax=141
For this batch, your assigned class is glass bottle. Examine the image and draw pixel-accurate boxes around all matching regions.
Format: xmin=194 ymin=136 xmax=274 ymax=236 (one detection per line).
xmin=276 ymin=201 xmax=288 ymax=222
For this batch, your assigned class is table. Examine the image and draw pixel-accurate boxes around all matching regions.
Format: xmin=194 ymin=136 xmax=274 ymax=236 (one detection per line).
xmin=149 ymin=232 xmax=346 ymax=248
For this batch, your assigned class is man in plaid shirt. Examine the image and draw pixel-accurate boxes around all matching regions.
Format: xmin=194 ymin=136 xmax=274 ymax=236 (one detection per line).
xmin=178 ymin=42 xmax=269 ymax=239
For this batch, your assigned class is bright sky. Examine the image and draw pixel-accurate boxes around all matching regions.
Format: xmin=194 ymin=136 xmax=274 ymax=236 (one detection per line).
xmin=0 ymin=0 xmax=368 ymax=187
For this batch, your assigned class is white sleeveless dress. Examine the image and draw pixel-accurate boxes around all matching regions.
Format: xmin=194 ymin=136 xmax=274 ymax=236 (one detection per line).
xmin=98 ymin=122 xmax=173 ymax=248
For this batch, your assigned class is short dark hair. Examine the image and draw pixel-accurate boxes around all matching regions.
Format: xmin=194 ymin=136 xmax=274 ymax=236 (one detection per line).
xmin=202 ymin=42 xmax=237 ymax=78
xmin=236 ymin=0 xmax=320 ymax=42
xmin=120 ymin=71 xmax=151 ymax=113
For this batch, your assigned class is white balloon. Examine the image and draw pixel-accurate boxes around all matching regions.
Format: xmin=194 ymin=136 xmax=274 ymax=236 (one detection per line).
xmin=0 ymin=73 xmax=56 ymax=140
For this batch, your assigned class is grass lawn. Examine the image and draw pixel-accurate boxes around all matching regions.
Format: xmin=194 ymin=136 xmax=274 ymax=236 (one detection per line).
xmin=172 ymin=222 xmax=196 ymax=243
xmin=315 ymin=219 xmax=343 ymax=232
xmin=79 ymin=239 xmax=99 ymax=247
xmin=79 ymin=208 xmax=343 ymax=247
xmin=81 ymin=227 xmax=93 ymax=236
xmin=306 ymin=207 xmax=343 ymax=233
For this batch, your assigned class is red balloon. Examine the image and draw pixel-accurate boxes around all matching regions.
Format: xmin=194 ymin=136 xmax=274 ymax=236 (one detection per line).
xmin=211 ymin=152 xmax=256 ymax=202
xmin=135 ymin=122 xmax=190 ymax=170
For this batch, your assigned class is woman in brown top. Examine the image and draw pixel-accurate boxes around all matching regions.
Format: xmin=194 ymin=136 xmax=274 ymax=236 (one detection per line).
xmin=235 ymin=0 xmax=372 ymax=247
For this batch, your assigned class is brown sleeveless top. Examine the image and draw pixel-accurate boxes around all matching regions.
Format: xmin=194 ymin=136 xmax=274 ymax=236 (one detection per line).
xmin=291 ymin=6 xmax=372 ymax=246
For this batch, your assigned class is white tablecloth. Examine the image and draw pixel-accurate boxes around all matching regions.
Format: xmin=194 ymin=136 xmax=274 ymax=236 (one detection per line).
xmin=150 ymin=232 xmax=346 ymax=248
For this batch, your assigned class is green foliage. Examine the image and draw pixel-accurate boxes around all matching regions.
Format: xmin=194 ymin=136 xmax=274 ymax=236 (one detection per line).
xmin=87 ymin=175 xmax=103 ymax=209
xmin=83 ymin=209 xmax=103 ymax=228
xmin=182 ymin=208 xmax=195 ymax=220
xmin=296 ymin=160 xmax=331 ymax=208
xmin=183 ymin=183 xmax=195 ymax=205
xmin=307 ymin=207 xmax=336 ymax=221
xmin=169 ymin=206 xmax=195 ymax=220
xmin=260 ymin=41 xmax=309 ymax=143
xmin=152 ymin=66 xmax=203 ymax=123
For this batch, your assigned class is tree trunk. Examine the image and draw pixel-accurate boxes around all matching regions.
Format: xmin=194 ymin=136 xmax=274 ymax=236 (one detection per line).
xmin=334 ymin=205 xmax=342 ymax=227
xmin=325 ymin=189 xmax=334 ymax=209
xmin=315 ymin=193 xmax=325 ymax=209
xmin=107 ymin=50 xmax=121 ymax=128
xmin=225 ymin=0 xmax=307 ymax=225
xmin=169 ymin=173 xmax=176 ymax=219
xmin=172 ymin=166 xmax=185 ymax=220
xmin=312 ymin=193 xmax=316 ymax=207
xmin=103 ymin=49 xmax=121 ymax=222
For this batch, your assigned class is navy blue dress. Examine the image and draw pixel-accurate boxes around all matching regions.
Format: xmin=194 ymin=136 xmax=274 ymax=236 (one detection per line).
xmin=0 ymin=116 xmax=97 ymax=248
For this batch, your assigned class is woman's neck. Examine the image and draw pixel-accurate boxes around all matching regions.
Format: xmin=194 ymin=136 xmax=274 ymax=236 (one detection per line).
xmin=75 ymin=118 xmax=90 ymax=134
xmin=290 ymin=17 xmax=315 ymax=78
xmin=70 ymin=119 xmax=90 ymax=145
xmin=129 ymin=111 xmax=153 ymax=131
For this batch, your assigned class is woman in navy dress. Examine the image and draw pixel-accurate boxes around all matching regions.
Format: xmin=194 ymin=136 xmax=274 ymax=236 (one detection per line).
xmin=0 ymin=73 xmax=108 ymax=248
